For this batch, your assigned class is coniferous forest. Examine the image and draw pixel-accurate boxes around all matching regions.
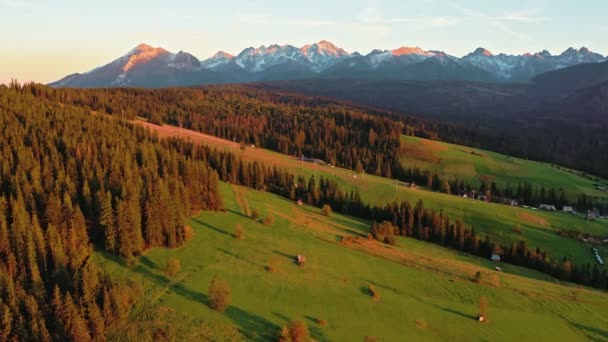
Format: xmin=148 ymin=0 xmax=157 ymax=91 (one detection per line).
xmin=1 ymin=82 xmax=607 ymax=341
xmin=0 ymin=84 xmax=222 ymax=340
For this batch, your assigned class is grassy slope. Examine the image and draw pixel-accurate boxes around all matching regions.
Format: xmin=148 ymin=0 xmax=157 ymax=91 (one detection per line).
xmin=99 ymin=183 xmax=608 ymax=341
xmin=400 ymin=135 xmax=608 ymax=200
xmin=135 ymin=121 xmax=608 ymax=267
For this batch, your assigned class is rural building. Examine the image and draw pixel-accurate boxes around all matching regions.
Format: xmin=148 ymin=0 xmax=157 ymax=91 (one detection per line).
xmin=539 ymin=204 xmax=557 ymax=211
xmin=296 ymin=199 xmax=304 ymax=206
xmin=491 ymin=254 xmax=501 ymax=262
xmin=562 ymin=206 xmax=574 ymax=213
xmin=296 ymin=254 xmax=307 ymax=265
xmin=509 ymin=199 xmax=518 ymax=206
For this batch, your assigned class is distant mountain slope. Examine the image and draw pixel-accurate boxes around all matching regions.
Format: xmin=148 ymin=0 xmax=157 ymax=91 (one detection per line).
xmin=252 ymin=59 xmax=608 ymax=179
xmin=50 ymin=44 xmax=224 ymax=88
xmin=49 ymin=42 xmax=607 ymax=88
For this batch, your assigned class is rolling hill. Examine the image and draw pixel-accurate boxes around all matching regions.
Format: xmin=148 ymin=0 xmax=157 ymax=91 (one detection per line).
xmin=133 ymin=119 xmax=608 ymax=268
xmin=99 ymin=182 xmax=608 ymax=341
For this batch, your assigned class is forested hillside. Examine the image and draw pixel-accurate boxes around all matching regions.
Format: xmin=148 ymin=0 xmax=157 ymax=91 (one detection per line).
xmin=254 ymin=79 xmax=608 ymax=180
xmin=0 ymin=84 xmax=223 ymax=340
xmin=11 ymin=83 xmax=462 ymax=180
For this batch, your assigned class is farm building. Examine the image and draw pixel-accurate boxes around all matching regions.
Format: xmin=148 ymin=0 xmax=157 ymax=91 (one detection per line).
xmin=562 ymin=206 xmax=574 ymax=213
xmin=491 ymin=254 xmax=501 ymax=262
xmin=539 ymin=204 xmax=557 ymax=211
xmin=296 ymin=254 xmax=307 ymax=265
xmin=296 ymin=199 xmax=304 ymax=206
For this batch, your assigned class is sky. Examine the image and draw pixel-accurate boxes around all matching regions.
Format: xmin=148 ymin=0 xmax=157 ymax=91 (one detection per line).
xmin=1 ymin=0 xmax=607 ymax=84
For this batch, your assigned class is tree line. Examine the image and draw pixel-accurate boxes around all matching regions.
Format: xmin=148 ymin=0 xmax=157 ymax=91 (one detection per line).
xmin=0 ymin=84 xmax=223 ymax=340
xmin=161 ymin=138 xmax=608 ymax=290
xmin=17 ymin=82 xmax=606 ymax=212
xmin=403 ymin=167 xmax=607 ymax=213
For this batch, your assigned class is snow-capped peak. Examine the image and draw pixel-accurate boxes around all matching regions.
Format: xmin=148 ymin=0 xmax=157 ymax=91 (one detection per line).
xmin=299 ymin=40 xmax=350 ymax=71
xmin=201 ymin=51 xmax=235 ymax=70
xmin=392 ymin=46 xmax=433 ymax=56
xmin=119 ymin=44 xmax=170 ymax=73
xmin=470 ymin=47 xmax=493 ymax=57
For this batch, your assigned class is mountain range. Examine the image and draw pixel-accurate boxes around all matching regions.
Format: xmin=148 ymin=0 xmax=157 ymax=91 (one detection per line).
xmin=50 ymin=41 xmax=607 ymax=88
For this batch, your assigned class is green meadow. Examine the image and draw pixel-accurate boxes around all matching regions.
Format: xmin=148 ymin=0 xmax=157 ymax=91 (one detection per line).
xmin=99 ymin=183 xmax=608 ymax=341
xmin=138 ymin=122 xmax=608 ymax=269
xmin=400 ymin=135 xmax=608 ymax=200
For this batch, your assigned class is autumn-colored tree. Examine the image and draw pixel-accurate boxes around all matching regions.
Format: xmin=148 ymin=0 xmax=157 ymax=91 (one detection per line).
xmin=321 ymin=204 xmax=332 ymax=217
xmin=166 ymin=258 xmax=181 ymax=277
xmin=263 ymin=214 xmax=275 ymax=226
xmin=234 ymin=224 xmax=244 ymax=240
xmin=278 ymin=320 xmax=310 ymax=342
xmin=208 ymin=276 xmax=231 ymax=312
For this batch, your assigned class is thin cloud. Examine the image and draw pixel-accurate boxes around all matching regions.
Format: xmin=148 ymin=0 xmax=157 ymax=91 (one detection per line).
xmin=450 ymin=3 xmax=535 ymax=41
xmin=500 ymin=9 xmax=551 ymax=23
xmin=358 ymin=2 xmax=460 ymax=28
xmin=0 ymin=0 xmax=44 ymax=11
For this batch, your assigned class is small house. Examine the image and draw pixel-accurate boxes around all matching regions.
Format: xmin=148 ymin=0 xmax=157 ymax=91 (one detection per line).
xmin=296 ymin=199 xmax=304 ymax=206
xmin=562 ymin=206 xmax=574 ymax=213
xmin=410 ymin=182 xmax=417 ymax=189
xmin=509 ymin=199 xmax=518 ymax=206
xmin=539 ymin=204 xmax=557 ymax=211
xmin=491 ymin=254 xmax=501 ymax=262
xmin=296 ymin=254 xmax=307 ymax=265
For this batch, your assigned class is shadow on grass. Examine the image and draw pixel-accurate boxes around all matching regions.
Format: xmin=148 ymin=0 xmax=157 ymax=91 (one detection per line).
xmin=217 ymin=247 xmax=264 ymax=269
xmin=193 ymin=218 xmax=232 ymax=237
xmin=97 ymin=250 xmax=130 ymax=268
xmin=273 ymin=249 xmax=296 ymax=261
xmin=360 ymin=285 xmax=373 ymax=297
xmin=572 ymin=323 xmax=608 ymax=341
xmin=139 ymin=255 xmax=158 ymax=270
xmin=274 ymin=312 xmax=326 ymax=342
xmin=436 ymin=305 xmax=476 ymax=320
xmin=227 ymin=208 xmax=250 ymax=219
xmin=170 ymin=282 xmax=279 ymax=341
xmin=303 ymin=315 xmax=328 ymax=341
xmin=363 ymin=279 xmax=400 ymax=294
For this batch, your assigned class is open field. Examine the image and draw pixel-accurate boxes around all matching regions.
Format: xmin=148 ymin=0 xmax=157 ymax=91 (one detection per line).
xmin=99 ymin=183 xmax=608 ymax=341
xmin=135 ymin=120 xmax=608 ymax=267
xmin=400 ymin=135 xmax=608 ymax=200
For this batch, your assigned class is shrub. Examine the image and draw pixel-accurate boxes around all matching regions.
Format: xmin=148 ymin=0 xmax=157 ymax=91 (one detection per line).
xmin=473 ymin=271 xmax=483 ymax=284
xmin=184 ymin=225 xmax=195 ymax=241
xmin=415 ymin=319 xmax=427 ymax=329
xmin=370 ymin=221 xmax=398 ymax=245
xmin=321 ymin=204 xmax=332 ymax=216
xmin=251 ymin=209 xmax=260 ymax=220
xmin=165 ymin=258 xmax=181 ymax=277
xmin=208 ymin=276 xmax=231 ymax=312
xmin=368 ymin=284 xmax=380 ymax=301
xmin=317 ymin=318 xmax=328 ymax=327
xmin=263 ymin=214 xmax=275 ymax=226
xmin=234 ymin=224 xmax=244 ymax=240
xmin=278 ymin=320 xmax=310 ymax=342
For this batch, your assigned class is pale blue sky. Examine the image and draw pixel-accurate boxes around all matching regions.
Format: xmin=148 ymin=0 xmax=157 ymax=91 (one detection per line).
xmin=1 ymin=0 xmax=606 ymax=84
